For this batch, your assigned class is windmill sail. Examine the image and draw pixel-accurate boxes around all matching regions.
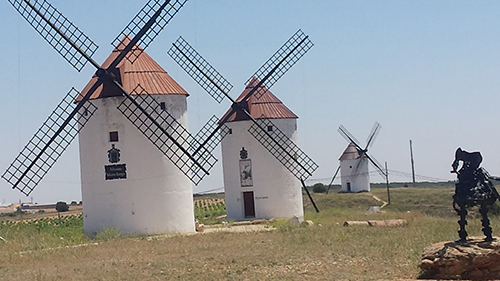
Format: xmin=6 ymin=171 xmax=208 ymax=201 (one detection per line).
xmin=168 ymin=36 xmax=233 ymax=103
xmin=7 ymin=0 xmax=99 ymax=71
xmin=2 ymin=89 xmax=97 ymax=195
xmin=366 ymin=122 xmax=382 ymax=149
xmin=248 ymin=117 xmax=318 ymax=180
xmin=245 ymin=29 xmax=313 ymax=100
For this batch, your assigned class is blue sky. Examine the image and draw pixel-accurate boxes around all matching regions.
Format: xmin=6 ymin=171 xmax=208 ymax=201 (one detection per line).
xmin=1 ymin=0 xmax=500 ymax=204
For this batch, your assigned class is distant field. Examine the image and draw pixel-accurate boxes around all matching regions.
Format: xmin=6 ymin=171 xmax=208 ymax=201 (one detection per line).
xmin=2 ymin=184 xmax=500 ymax=280
xmin=0 ymin=206 xmax=83 ymax=222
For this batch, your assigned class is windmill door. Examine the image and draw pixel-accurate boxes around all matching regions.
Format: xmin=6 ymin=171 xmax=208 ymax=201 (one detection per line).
xmin=347 ymin=182 xmax=351 ymax=192
xmin=243 ymin=191 xmax=255 ymax=218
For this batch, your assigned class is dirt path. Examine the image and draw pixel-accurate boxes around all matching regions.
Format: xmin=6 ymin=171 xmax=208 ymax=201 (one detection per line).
xmin=203 ymin=224 xmax=274 ymax=233
xmin=371 ymin=194 xmax=389 ymax=209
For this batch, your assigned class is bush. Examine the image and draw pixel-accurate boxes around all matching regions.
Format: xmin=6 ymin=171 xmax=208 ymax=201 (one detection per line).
xmin=56 ymin=201 xmax=69 ymax=212
xmin=312 ymin=183 xmax=327 ymax=193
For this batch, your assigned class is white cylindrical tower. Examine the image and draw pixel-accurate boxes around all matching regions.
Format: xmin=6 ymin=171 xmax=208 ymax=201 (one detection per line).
xmin=221 ymin=78 xmax=303 ymax=221
xmin=77 ymin=38 xmax=194 ymax=236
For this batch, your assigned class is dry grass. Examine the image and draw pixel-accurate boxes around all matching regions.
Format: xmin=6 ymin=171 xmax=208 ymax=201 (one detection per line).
xmin=1 ymin=186 xmax=499 ymax=280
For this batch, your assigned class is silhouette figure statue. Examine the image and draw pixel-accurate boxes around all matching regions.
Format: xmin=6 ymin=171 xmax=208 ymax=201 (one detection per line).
xmin=451 ymin=147 xmax=499 ymax=243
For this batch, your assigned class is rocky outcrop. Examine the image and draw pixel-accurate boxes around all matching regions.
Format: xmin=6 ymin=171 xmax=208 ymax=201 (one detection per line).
xmin=419 ymin=236 xmax=500 ymax=280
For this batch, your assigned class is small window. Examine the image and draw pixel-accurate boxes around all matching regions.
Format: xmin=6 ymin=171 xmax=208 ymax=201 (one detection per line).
xmin=228 ymin=128 xmax=233 ymax=135
xmin=160 ymin=102 xmax=166 ymax=111
xmin=267 ymin=125 xmax=273 ymax=132
xmin=109 ymin=131 xmax=119 ymax=142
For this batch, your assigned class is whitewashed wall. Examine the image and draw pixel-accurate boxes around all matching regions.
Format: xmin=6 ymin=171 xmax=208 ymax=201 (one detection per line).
xmin=340 ymin=158 xmax=370 ymax=192
xmin=78 ymin=95 xmax=195 ymax=236
xmin=221 ymin=118 xmax=303 ymax=221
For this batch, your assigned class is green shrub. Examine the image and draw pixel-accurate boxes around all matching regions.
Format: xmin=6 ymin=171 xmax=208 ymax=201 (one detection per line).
xmin=56 ymin=201 xmax=69 ymax=212
xmin=312 ymin=183 xmax=327 ymax=193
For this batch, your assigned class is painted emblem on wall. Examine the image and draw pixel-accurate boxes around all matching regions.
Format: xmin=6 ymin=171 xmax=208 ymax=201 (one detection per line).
xmin=105 ymin=144 xmax=126 ymax=180
xmin=107 ymin=144 xmax=121 ymax=163
xmin=239 ymin=147 xmax=252 ymax=186
xmin=240 ymin=147 xmax=248 ymax=160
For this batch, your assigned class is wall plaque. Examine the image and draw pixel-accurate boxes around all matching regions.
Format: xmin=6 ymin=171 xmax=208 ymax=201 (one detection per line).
xmin=105 ymin=164 xmax=127 ymax=180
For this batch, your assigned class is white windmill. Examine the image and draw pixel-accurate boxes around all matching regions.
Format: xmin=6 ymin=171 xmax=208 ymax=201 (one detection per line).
xmin=78 ymin=36 xmax=195 ymax=235
xmin=2 ymin=0 xmax=226 ymax=236
xmin=219 ymin=78 xmax=304 ymax=221
xmin=168 ymin=30 xmax=319 ymax=221
xmin=336 ymin=122 xmax=386 ymax=193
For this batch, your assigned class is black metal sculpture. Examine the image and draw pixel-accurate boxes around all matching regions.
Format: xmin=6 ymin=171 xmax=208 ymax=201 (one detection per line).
xmin=451 ymin=147 xmax=499 ymax=243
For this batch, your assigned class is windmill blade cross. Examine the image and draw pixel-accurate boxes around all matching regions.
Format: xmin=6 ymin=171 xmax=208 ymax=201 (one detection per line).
xmin=112 ymin=0 xmax=188 ymax=64
xmin=4 ymin=0 xmax=193 ymax=194
xmin=2 ymin=89 xmax=97 ymax=195
xmin=338 ymin=123 xmax=385 ymax=182
xmin=169 ymin=30 xmax=317 ymax=181
xmin=8 ymin=0 xmax=99 ymax=71
xmin=245 ymin=29 xmax=314 ymax=100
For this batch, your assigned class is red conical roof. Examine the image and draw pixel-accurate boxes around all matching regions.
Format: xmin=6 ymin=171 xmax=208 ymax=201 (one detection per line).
xmin=221 ymin=77 xmax=297 ymax=122
xmin=78 ymin=36 xmax=188 ymax=100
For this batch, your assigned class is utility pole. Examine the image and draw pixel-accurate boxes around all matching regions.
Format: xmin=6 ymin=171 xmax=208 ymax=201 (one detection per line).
xmin=410 ymin=140 xmax=416 ymax=187
xmin=385 ymin=162 xmax=390 ymax=205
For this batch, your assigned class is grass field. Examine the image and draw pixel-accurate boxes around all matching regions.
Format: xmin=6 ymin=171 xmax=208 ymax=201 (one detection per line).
xmin=1 ymin=184 xmax=500 ymax=280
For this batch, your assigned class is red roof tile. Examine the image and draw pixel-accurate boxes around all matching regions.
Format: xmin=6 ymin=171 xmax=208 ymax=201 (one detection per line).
xmin=78 ymin=36 xmax=188 ymax=101
xmin=221 ymin=77 xmax=297 ymax=122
